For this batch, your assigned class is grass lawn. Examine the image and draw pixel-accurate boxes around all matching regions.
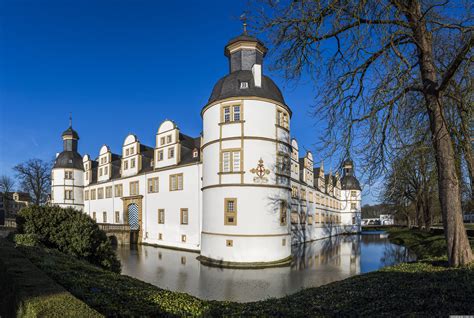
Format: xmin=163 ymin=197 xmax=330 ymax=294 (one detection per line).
xmin=2 ymin=228 xmax=473 ymax=317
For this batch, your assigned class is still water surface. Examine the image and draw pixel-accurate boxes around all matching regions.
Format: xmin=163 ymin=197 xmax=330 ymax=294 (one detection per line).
xmin=116 ymin=231 xmax=414 ymax=302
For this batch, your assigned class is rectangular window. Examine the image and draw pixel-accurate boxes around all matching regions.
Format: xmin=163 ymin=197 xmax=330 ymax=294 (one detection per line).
xmin=65 ymin=170 xmax=73 ymax=179
xmin=158 ymin=209 xmax=165 ymax=224
xmin=221 ymin=150 xmax=241 ymax=173
xmin=84 ymin=190 xmax=89 ymax=201
xmin=130 ymin=147 xmax=134 ymax=155
xmin=224 ymin=198 xmax=237 ymax=225
xmin=158 ymin=150 xmax=164 ymax=161
xmin=115 ymin=211 xmax=120 ymax=223
xmin=351 ymin=202 xmax=357 ymax=210
xmin=64 ymin=190 xmax=73 ymax=200
xmin=180 ymin=208 xmax=189 ymax=225
xmin=291 ymin=211 xmax=298 ymax=224
xmin=148 ymin=177 xmax=159 ymax=193
xmin=169 ymin=173 xmax=183 ymax=191
xmin=232 ymin=151 xmax=240 ymax=171
xmin=233 ymin=105 xmax=240 ymax=121
xmin=124 ymin=160 xmax=128 ymax=170
xmin=167 ymin=135 xmax=172 ymax=143
xmin=92 ymin=212 xmax=96 ymax=221
xmin=130 ymin=181 xmax=139 ymax=196
xmin=114 ymin=184 xmax=123 ymax=197
xmin=85 ymin=171 xmax=89 ymax=181
xmin=105 ymin=186 xmax=112 ymax=198
xmin=301 ymin=189 xmax=306 ymax=201
xmin=99 ymin=168 xmax=103 ymax=177
xmin=315 ymin=212 xmax=320 ymax=224
xmin=168 ymin=147 xmax=175 ymax=159
xmin=97 ymin=188 xmax=104 ymax=199
xmin=223 ymin=106 xmax=231 ymax=123
xmin=280 ymin=201 xmax=287 ymax=226
xmin=160 ymin=136 xmax=165 ymax=145
xmin=291 ymin=186 xmax=298 ymax=198
xmin=126 ymin=148 xmax=130 ymax=156
xmin=104 ymin=166 xmax=108 ymax=175
xmin=103 ymin=211 xmax=107 ymax=223
xmin=351 ymin=191 xmax=357 ymax=197
xmin=131 ymin=158 xmax=136 ymax=168
xmin=277 ymin=110 xmax=289 ymax=129
xmin=222 ymin=151 xmax=231 ymax=172
xmin=91 ymin=189 xmax=96 ymax=200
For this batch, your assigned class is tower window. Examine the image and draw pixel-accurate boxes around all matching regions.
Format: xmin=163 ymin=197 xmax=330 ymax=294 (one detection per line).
xmin=169 ymin=173 xmax=183 ymax=191
xmin=240 ymin=81 xmax=249 ymax=89
xmin=180 ymin=208 xmax=189 ymax=225
xmin=158 ymin=209 xmax=165 ymax=224
xmin=65 ymin=170 xmax=73 ymax=179
xmin=221 ymin=104 xmax=242 ymax=123
xmin=221 ymin=150 xmax=241 ymax=173
xmin=224 ymin=198 xmax=237 ymax=225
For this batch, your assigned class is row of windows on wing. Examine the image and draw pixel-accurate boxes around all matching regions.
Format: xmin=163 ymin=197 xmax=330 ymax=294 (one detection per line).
xmin=83 ymin=174 xmax=184 ymax=200
xmin=90 ymin=208 xmax=189 ymax=226
xmin=290 ymin=186 xmax=359 ymax=209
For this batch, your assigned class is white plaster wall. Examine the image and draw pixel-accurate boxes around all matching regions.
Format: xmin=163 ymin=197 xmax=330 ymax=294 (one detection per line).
xmin=51 ymin=168 xmax=84 ymax=210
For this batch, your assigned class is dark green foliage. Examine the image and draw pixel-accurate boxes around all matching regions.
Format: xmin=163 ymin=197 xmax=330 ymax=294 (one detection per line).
xmin=13 ymin=229 xmax=474 ymax=317
xmin=16 ymin=205 xmax=120 ymax=273
xmin=0 ymin=239 xmax=101 ymax=317
xmin=14 ymin=233 xmax=41 ymax=247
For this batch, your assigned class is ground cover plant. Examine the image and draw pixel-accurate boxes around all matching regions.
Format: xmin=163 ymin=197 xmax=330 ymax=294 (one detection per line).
xmin=3 ymin=227 xmax=473 ymax=317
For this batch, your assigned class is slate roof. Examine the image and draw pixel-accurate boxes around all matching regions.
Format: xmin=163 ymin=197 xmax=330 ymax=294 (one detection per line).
xmin=207 ymin=70 xmax=287 ymax=108
xmin=86 ymin=134 xmax=201 ymax=186
xmin=341 ymin=175 xmax=362 ymax=191
xmin=53 ymin=151 xmax=84 ymax=170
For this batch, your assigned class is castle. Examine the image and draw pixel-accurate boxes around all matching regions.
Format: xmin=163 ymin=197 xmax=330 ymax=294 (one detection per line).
xmin=51 ymin=32 xmax=362 ymax=267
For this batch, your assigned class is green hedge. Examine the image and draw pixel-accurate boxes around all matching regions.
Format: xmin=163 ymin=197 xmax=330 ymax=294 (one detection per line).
xmin=16 ymin=237 xmax=474 ymax=317
xmin=16 ymin=205 xmax=120 ymax=273
xmin=14 ymin=233 xmax=41 ymax=247
xmin=0 ymin=239 xmax=101 ymax=318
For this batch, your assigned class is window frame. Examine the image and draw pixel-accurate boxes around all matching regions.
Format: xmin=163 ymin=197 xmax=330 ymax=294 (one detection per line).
xmin=169 ymin=173 xmax=183 ymax=191
xmin=129 ymin=181 xmax=139 ymax=196
xmin=180 ymin=208 xmax=189 ymax=225
xmin=158 ymin=209 xmax=165 ymax=224
xmin=224 ymin=198 xmax=237 ymax=226
xmin=148 ymin=177 xmax=159 ymax=193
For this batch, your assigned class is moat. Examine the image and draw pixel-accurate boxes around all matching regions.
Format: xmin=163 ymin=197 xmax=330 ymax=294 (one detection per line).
xmin=115 ymin=231 xmax=414 ymax=302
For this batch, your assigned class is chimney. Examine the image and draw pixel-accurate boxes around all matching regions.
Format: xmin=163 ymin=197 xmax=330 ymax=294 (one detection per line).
xmin=252 ymin=64 xmax=262 ymax=88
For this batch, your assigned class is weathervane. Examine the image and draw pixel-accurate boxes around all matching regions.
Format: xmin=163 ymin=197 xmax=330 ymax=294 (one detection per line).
xmin=240 ymin=13 xmax=248 ymax=34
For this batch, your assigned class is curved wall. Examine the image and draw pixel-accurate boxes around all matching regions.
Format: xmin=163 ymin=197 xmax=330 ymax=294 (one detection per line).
xmin=201 ymin=98 xmax=291 ymax=264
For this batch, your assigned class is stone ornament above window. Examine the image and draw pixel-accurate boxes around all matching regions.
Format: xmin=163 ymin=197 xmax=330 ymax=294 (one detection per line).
xmin=250 ymin=158 xmax=270 ymax=184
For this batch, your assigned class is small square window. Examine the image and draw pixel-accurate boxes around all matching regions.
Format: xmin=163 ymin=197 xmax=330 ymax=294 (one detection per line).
xmin=240 ymin=82 xmax=249 ymax=89
xmin=181 ymin=234 xmax=186 ymax=242
xmin=226 ymin=239 xmax=233 ymax=247
xmin=159 ymin=233 xmax=163 ymax=240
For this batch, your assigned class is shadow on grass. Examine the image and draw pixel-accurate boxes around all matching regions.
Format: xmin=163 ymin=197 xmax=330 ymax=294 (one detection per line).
xmin=14 ymin=240 xmax=474 ymax=318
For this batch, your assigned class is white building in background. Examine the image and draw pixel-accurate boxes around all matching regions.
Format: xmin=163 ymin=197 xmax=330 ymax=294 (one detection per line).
xmin=51 ymin=31 xmax=362 ymax=267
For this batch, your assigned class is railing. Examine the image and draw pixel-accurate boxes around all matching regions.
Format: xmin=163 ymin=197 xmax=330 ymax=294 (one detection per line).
xmin=97 ymin=223 xmax=130 ymax=232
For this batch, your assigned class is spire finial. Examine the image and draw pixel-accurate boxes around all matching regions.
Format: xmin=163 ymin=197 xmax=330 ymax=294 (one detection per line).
xmin=69 ymin=112 xmax=72 ymax=128
xmin=240 ymin=13 xmax=248 ymax=35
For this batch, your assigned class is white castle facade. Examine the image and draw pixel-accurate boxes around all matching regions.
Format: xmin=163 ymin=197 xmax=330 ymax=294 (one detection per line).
xmin=51 ymin=32 xmax=362 ymax=267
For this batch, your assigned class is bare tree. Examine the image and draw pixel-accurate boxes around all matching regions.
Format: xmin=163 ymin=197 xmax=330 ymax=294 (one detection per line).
xmin=0 ymin=175 xmax=16 ymax=216
xmin=14 ymin=159 xmax=51 ymax=206
xmin=253 ymin=0 xmax=473 ymax=265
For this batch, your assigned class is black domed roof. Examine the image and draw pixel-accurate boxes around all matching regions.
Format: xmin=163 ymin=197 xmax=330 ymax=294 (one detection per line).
xmin=53 ymin=151 xmax=84 ymax=170
xmin=341 ymin=175 xmax=361 ymax=191
xmin=62 ymin=127 xmax=79 ymax=139
xmin=206 ymin=70 xmax=287 ymax=109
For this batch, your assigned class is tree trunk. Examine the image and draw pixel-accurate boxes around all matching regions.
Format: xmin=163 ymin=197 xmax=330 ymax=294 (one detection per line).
xmin=408 ymin=1 xmax=473 ymax=266
xmin=459 ymin=109 xmax=474 ymax=199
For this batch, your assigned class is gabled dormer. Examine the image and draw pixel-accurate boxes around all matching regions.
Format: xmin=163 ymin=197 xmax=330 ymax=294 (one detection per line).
xmin=83 ymin=154 xmax=92 ymax=186
xmin=290 ymin=139 xmax=299 ymax=180
xmin=97 ymin=145 xmax=112 ymax=182
xmin=155 ymin=120 xmax=180 ymax=169
xmin=300 ymin=151 xmax=314 ymax=186
xmin=121 ymin=134 xmax=142 ymax=177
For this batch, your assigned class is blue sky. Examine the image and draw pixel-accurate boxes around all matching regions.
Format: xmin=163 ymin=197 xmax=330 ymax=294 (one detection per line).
xmin=0 ymin=0 xmax=377 ymax=204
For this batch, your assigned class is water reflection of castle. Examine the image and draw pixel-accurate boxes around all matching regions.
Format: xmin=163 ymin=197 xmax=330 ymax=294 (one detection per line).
xmin=117 ymin=235 xmax=370 ymax=302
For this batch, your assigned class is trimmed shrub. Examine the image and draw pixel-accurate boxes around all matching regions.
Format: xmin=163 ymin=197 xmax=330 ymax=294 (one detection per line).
xmin=16 ymin=205 xmax=121 ymax=273
xmin=14 ymin=233 xmax=41 ymax=247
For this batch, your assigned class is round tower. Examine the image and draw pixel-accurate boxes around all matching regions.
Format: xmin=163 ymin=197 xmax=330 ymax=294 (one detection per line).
xmin=200 ymin=32 xmax=292 ymax=266
xmin=340 ymin=158 xmax=361 ymax=231
xmin=51 ymin=120 xmax=84 ymax=210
